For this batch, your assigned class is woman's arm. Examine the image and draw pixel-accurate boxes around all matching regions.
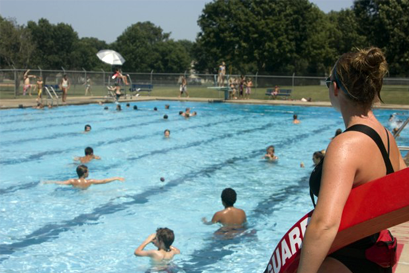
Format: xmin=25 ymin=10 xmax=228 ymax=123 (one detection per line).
xmin=298 ymin=135 xmax=357 ymax=273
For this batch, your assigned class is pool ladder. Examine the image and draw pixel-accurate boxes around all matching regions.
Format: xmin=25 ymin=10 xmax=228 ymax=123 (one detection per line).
xmin=44 ymin=85 xmax=60 ymax=106
xmin=394 ymin=118 xmax=409 ymax=137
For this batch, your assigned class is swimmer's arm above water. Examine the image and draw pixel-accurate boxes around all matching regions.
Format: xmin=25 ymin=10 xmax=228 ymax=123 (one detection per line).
xmin=170 ymin=246 xmax=181 ymax=254
xmin=88 ymin=177 xmax=125 ymax=185
xmin=202 ymin=211 xmax=222 ymax=225
xmin=134 ymin=233 xmax=159 ymax=258
xmin=43 ymin=179 xmax=74 ymax=185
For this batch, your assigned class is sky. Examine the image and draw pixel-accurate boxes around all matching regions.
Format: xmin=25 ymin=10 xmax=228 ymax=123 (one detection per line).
xmin=0 ymin=0 xmax=354 ymax=43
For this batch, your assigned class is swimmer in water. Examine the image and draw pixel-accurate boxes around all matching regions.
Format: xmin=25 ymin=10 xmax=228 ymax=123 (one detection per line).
xmin=262 ymin=145 xmax=278 ymax=161
xmin=312 ymin=150 xmax=325 ymax=166
xmin=164 ymin=129 xmax=170 ymax=138
xmin=134 ymin=228 xmax=181 ymax=266
xmin=44 ymin=165 xmax=124 ymax=189
xmin=32 ymin=102 xmax=44 ymax=109
xmin=74 ymin=147 xmax=101 ymax=164
xmin=202 ymin=188 xmax=247 ymax=228
xmin=179 ymin=111 xmax=188 ymax=118
xmin=84 ymin=124 xmax=91 ymax=133
xmin=332 ymin=128 xmax=342 ymax=139
xmin=292 ymin=114 xmax=301 ymax=124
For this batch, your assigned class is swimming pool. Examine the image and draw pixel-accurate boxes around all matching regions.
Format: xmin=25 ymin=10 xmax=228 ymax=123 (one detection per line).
xmin=0 ymin=101 xmax=408 ymax=272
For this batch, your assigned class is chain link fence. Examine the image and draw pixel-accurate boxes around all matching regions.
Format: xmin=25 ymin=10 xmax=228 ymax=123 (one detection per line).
xmin=1 ymin=69 xmax=408 ymax=103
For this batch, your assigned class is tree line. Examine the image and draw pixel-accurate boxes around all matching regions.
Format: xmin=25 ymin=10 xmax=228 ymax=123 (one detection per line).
xmin=0 ymin=0 xmax=408 ymax=76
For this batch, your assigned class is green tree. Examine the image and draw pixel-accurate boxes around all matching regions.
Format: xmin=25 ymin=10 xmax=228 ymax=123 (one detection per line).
xmin=154 ymin=40 xmax=192 ymax=73
xmin=353 ymin=0 xmax=409 ymax=75
xmin=378 ymin=0 xmax=409 ymax=76
xmin=326 ymin=9 xmax=367 ymax=71
xmin=0 ymin=16 xmax=35 ymax=68
xmin=195 ymin=0 xmax=333 ymax=75
xmin=70 ymin=38 xmax=110 ymax=71
xmin=113 ymin=21 xmax=189 ymax=72
xmin=27 ymin=18 xmax=79 ymax=69
xmin=177 ymin=39 xmax=195 ymax=62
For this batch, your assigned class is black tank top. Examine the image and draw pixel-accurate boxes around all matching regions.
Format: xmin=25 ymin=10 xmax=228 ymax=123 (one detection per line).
xmin=308 ymin=124 xmax=394 ymax=249
xmin=309 ymin=124 xmax=394 ymax=205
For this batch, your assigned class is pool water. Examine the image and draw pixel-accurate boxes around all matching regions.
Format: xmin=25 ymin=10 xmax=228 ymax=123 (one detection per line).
xmin=0 ymin=101 xmax=407 ymax=273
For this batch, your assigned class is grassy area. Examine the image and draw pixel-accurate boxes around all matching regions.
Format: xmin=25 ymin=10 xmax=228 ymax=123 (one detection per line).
xmin=1 ymin=84 xmax=408 ymax=105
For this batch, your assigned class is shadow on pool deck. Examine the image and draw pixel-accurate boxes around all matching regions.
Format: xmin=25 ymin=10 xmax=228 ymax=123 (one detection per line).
xmin=0 ymin=95 xmax=408 ymax=271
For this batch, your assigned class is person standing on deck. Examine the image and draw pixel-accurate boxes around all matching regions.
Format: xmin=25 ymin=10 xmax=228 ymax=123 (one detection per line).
xmin=59 ymin=74 xmax=70 ymax=103
xmin=218 ymin=62 xmax=226 ymax=87
xmin=23 ymin=69 xmax=36 ymax=96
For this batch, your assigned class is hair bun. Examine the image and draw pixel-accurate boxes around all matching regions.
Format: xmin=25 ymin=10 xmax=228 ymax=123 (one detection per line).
xmin=365 ymin=47 xmax=386 ymax=68
xmin=351 ymin=47 xmax=387 ymax=75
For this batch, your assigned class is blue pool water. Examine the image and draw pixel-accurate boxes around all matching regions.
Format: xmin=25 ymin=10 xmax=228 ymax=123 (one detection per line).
xmin=0 ymin=101 xmax=408 ymax=272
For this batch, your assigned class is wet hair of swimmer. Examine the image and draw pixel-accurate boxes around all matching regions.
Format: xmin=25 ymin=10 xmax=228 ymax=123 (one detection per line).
xmin=165 ymin=104 xmax=170 ymax=109
xmin=179 ymin=111 xmax=183 ymax=115
xmin=163 ymin=115 xmax=168 ymax=119
xmin=156 ymin=228 xmax=175 ymax=251
xmin=267 ymin=145 xmax=275 ymax=153
xmin=313 ymin=151 xmax=325 ymax=161
xmin=104 ymin=106 xmax=108 ymax=110
xmin=133 ymin=105 xmax=138 ymax=110
xmin=293 ymin=114 xmax=298 ymax=120
xmin=126 ymin=103 xmax=130 ymax=107
xmin=85 ymin=147 xmax=94 ymax=156
xmin=76 ymin=165 xmax=88 ymax=178
xmin=154 ymin=107 xmax=158 ymax=111
xmin=335 ymin=128 xmax=342 ymax=137
xmin=84 ymin=124 xmax=91 ymax=131
xmin=221 ymin=188 xmax=237 ymax=207
xmin=164 ymin=129 xmax=170 ymax=135
xmin=116 ymin=105 xmax=122 ymax=111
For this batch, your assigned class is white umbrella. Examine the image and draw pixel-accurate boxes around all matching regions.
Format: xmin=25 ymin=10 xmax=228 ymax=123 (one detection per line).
xmin=96 ymin=50 xmax=126 ymax=65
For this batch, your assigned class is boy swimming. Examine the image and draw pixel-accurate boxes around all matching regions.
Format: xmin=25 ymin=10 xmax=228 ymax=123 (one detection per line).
xmin=74 ymin=147 xmax=101 ymax=164
xmin=44 ymin=165 xmax=124 ymax=189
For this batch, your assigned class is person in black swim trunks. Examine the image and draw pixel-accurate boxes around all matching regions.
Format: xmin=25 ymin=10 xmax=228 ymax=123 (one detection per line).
xmin=298 ymin=47 xmax=407 ymax=273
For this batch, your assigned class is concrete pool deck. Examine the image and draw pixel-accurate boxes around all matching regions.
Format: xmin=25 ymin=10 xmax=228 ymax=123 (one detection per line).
xmin=0 ymin=95 xmax=408 ymax=271
xmin=1 ymin=95 xmax=409 ymax=110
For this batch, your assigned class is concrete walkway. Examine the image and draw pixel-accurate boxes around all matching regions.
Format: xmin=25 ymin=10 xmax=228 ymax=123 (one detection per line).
xmin=0 ymin=95 xmax=408 ymax=271
xmin=1 ymin=95 xmax=409 ymax=110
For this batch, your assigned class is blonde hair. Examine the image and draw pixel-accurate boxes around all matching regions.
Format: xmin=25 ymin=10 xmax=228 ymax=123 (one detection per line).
xmin=334 ymin=47 xmax=388 ymax=108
